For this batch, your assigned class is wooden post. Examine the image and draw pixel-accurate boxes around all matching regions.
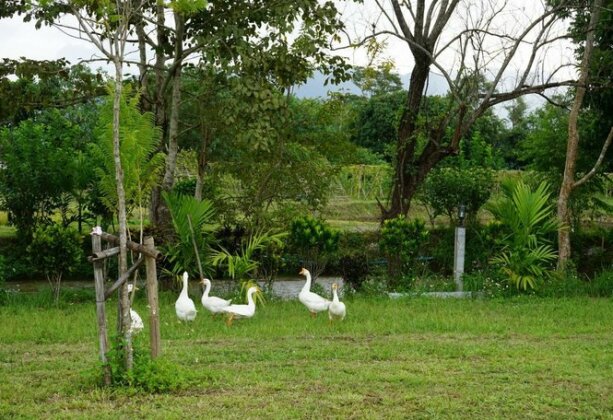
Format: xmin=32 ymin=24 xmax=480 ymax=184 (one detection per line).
xmin=144 ymin=236 xmax=161 ymax=358
xmin=92 ymin=233 xmax=112 ymax=386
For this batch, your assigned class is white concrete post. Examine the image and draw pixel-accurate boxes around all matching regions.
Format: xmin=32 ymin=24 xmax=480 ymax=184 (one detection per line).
xmin=453 ymin=226 xmax=465 ymax=291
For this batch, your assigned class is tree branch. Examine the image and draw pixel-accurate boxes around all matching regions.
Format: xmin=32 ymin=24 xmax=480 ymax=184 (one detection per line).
xmin=573 ymin=127 xmax=613 ymax=188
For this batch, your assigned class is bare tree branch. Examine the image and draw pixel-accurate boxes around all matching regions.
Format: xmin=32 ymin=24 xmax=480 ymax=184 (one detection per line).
xmin=573 ymin=127 xmax=613 ymax=189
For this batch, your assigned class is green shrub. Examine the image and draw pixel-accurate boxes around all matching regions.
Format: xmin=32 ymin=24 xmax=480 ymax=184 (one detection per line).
xmin=462 ymin=270 xmax=513 ymax=298
xmin=360 ymin=275 xmax=389 ymax=296
xmin=287 ymin=216 xmax=339 ymax=278
xmin=335 ymin=231 xmax=380 ymax=290
xmin=420 ymin=166 xmax=494 ymax=225
xmin=27 ymin=224 xmax=84 ymax=305
xmin=379 ymin=217 xmax=429 ymax=284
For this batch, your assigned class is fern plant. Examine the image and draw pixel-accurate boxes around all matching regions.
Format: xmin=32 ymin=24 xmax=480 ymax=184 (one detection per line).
xmin=163 ymin=191 xmax=216 ymax=276
xmin=487 ymin=179 xmax=560 ymax=290
xmin=90 ymin=86 xmax=164 ymax=234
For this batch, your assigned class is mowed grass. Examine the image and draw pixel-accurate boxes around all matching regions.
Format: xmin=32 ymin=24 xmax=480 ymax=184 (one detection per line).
xmin=1 ymin=295 xmax=612 ymax=418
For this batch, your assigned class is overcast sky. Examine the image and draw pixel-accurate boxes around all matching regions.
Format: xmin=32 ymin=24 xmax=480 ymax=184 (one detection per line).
xmin=0 ymin=1 xmax=576 ymax=104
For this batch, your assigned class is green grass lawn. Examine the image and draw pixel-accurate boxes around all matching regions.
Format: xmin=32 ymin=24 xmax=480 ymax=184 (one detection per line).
xmin=1 ymin=294 xmax=612 ymax=418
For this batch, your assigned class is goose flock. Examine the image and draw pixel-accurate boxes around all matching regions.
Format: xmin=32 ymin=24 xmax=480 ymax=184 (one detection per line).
xmin=171 ymin=268 xmax=345 ymax=326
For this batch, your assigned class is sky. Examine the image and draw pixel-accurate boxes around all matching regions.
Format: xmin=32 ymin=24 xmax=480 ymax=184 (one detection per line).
xmin=0 ymin=1 xmax=576 ymax=104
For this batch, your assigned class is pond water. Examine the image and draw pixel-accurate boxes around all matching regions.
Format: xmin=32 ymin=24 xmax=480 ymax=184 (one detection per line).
xmin=4 ymin=276 xmax=344 ymax=300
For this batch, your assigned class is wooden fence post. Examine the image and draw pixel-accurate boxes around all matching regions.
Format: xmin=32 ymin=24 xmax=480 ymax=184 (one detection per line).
xmin=144 ymin=236 xmax=161 ymax=358
xmin=92 ymin=233 xmax=111 ymax=386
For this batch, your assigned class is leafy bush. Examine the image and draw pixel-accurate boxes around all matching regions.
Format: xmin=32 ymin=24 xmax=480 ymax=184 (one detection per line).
xmin=462 ymin=270 xmax=513 ymax=298
xmin=420 ymin=166 xmax=494 ymax=225
xmin=287 ymin=216 xmax=339 ymax=278
xmin=359 ymin=276 xmax=389 ymax=296
xmin=487 ymin=180 xmax=559 ymax=290
xmin=27 ymin=224 xmax=84 ymax=304
xmin=335 ymin=231 xmax=380 ymax=290
xmin=379 ymin=217 xmax=429 ymax=284
xmin=97 ymin=336 xmax=189 ymax=392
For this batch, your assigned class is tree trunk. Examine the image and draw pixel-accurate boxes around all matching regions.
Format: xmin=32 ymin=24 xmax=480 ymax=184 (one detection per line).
xmin=112 ymin=58 xmax=133 ymax=372
xmin=557 ymin=0 xmax=602 ymax=270
xmin=151 ymin=12 xmax=184 ymax=233
xmin=195 ymin=128 xmax=210 ymax=201
xmin=149 ymin=3 xmax=169 ymax=228
xmin=384 ymin=59 xmax=430 ymax=219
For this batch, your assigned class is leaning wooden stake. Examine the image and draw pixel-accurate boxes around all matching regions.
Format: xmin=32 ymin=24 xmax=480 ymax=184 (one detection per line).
xmin=91 ymin=233 xmax=112 ymax=385
xmin=144 ymin=236 xmax=161 ymax=358
xmin=187 ymin=214 xmax=205 ymax=280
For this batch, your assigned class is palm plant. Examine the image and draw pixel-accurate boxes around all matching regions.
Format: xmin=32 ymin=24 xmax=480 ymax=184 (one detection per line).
xmin=163 ymin=191 xmax=216 ymax=276
xmin=210 ymin=230 xmax=286 ymax=304
xmin=487 ymin=179 xmax=561 ymax=290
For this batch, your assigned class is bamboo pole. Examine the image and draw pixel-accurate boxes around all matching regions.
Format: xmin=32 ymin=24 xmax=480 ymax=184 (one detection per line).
xmin=88 ymin=247 xmax=120 ymax=262
xmin=104 ymin=257 xmax=144 ymax=300
xmin=99 ymin=232 xmax=161 ymax=259
xmin=91 ymin=233 xmax=111 ymax=386
xmin=144 ymin=236 xmax=161 ymax=358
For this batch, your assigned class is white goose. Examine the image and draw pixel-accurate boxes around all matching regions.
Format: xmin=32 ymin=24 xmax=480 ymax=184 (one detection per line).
xmin=127 ymin=283 xmax=144 ymax=334
xmin=220 ymin=286 xmax=259 ymax=326
xmin=200 ymin=278 xmax=232 ymax=316
xmin=175 ymin=271 xmax=197 ymax=321
xmin=298 ymin=267 xmax=331 ymax=318
xmin=328 ymin=283 xmax=346 ymax=322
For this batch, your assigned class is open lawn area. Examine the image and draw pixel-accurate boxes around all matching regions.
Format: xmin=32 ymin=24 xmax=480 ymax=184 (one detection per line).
xmin=1 ymin=295 xmax=612 ymax=418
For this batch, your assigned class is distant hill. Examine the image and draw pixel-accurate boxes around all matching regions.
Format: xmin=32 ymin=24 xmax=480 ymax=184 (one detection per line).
xmin=292 ymin=71 xmax=449 ymax=99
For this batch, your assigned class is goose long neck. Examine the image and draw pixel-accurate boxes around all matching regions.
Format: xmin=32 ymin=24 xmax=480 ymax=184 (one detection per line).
xmin=247 ymin=289 xmax=256 ymax=307
xmin=181 ymin=276 xmax=189 ymax=298
xmin=202 ymin=281 xmax=210 ymax=298
xmin=333 ymin=288 xmax=339 ymax=303
xmin=302 ymin=272 xmax=312 ymax=293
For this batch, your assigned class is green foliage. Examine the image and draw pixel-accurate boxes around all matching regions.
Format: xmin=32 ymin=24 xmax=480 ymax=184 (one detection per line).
xmin=27 ymin=224 xmax=84 ymax=304
xmin=420 ymin=166 xmax=494 ymax=225
xmin=90 ymin=86 xmax=164 ymax=219
xmin=520 ymin=101 xmax=611 ymax=229
xmin=588 ymin=268 xmax=613 ymax=297
xmin=332 ymin=165 xmax=391 ymax=200
xmin=350 ymin=90 xmax=405 ymax=159
xmin=101 ymin=336 xmax=188 ymax=392
xmin=359 ymin=276 xmax=390 ymax=296
xmin=379 ymin=217 xmax=429 ymax=282
xmin=487 ymin=180 xmax=560 ymax=290
xmin=336 ymin=231 xmax=380 ymax=290
xmin=288 ymin=216 xmax=340 ymax=277
xmin=461 ymin=270 xmax=513 ymax=297
xmin=210 ymin=230 xmax=285 ymax=304
xmin=0 ymin=106 xmax=98 ymax=237
xmin=163 ymin=191 xmax=216 ymax=276
xmin=0 ymin=254 xmax=5 ymax=286
xmin=0 ymin=60 xmax=104 ymax=126
xmin=352 ymin=62 xmax=403 ymax=97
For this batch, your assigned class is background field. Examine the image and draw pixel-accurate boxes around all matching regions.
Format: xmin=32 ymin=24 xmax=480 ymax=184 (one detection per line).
xmin=1 ymin=294 xmax=612 ymax=418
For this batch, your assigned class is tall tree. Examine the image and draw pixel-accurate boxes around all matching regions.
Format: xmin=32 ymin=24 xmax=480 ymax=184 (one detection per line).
xmin=348 ymin=0 xmax=578 ymax=220
xmin=557 ymin=0 xmax=613 ymax=269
